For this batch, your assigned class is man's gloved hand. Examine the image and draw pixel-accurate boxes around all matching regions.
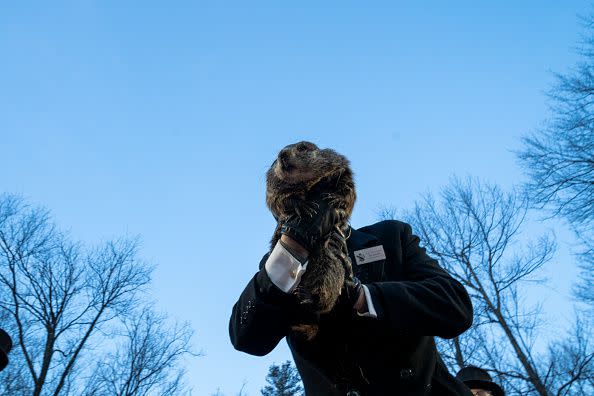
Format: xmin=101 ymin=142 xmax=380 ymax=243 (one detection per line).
xmin=328 ymin=274 xmax=364 ymax=318
xmin=280 ymin=198 xmax=337 ymax=252
xmin=340 ymin=276 xmax=364 ymax=311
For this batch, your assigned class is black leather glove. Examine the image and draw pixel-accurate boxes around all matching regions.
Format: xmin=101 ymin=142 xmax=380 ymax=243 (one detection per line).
xmin=342 ymin=276 xmax=363 ymax=310
xmin=280 ymin=198 xmax=337 ymax=252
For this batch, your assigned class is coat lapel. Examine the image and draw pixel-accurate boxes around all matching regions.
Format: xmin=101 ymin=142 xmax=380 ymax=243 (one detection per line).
xmin=346 ymin=226 xmax=386 ymax=283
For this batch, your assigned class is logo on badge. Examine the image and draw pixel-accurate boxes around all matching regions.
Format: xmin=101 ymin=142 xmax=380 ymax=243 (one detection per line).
xmin=353 ymin=245 xmax=386 ymax=265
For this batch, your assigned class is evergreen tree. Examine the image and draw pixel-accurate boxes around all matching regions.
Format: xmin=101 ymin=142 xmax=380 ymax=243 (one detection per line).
xmin=261 ymin=361 xmax=303 ymax=396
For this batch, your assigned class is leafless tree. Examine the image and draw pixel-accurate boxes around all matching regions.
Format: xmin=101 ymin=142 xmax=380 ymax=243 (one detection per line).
xmin=517 ymin=16 xmax=594 ymax=310
xmin=210 ymin=382 xmax=249 ymax=396
xmin=82 ymin=307 xmax=194 ymax=396
xmin=0 ymin=308 xmax=30 ymax=394
xmin=0 ymin=194 xmax=195 ymax=395
xmin=544 ymin=317 xmax=594 ymax=396
xmin=383 ymin=177 xmax=592 ymax=395
xmin=572 ymin=240 xmax=593 ymax=310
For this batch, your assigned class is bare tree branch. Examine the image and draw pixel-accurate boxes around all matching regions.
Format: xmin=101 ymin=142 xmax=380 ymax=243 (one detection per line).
xmin=0 ymin=194 xmax=197 ymax=396
xmin=517 ymin=14 xmax=594 ymax=313
xmin=379 ymin=177 xmax=590 ymax=395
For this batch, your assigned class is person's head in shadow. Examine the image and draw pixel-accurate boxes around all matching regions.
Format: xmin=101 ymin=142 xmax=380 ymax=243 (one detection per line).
xmin=0 ymin=329 xmax=12 ymax=372
xmin=456 ymin=366 xmax=505 ymax=396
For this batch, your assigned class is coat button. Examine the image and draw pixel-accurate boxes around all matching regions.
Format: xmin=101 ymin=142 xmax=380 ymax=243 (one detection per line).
xmin=400 ymin=368 xmax=414 ymax=380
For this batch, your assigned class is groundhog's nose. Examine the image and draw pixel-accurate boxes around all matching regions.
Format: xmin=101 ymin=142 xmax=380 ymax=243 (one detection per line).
xmin=278 ymin=150 xmax=292 ymax=171
xmin=279 ymin=149 xmax=290 ymax=161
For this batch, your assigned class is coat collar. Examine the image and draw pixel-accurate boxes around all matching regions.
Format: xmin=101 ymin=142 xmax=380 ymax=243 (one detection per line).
xmin=346 ymin=226 xmax=380 ymax=253
xmin=345 ymin=226 xmax=384 ymax=283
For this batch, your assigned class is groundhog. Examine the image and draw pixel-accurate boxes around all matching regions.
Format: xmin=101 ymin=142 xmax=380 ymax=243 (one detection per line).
xmin=266 ymin=141 xmax=356 ymax=338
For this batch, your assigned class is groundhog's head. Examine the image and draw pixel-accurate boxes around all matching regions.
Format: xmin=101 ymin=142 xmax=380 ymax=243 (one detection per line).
xmin=266 ymin=141 xmax=356 ymax=222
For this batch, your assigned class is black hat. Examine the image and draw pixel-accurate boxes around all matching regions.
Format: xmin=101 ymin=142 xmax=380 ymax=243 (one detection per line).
xmin=456 ymin=366 xmax=504 ymax=396
xmin=0 ymin=328 xmax=13 ymax=371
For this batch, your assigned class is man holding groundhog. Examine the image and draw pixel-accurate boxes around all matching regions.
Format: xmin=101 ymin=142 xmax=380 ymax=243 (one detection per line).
xmin=229 ymin=142 xmax=474 ymax=396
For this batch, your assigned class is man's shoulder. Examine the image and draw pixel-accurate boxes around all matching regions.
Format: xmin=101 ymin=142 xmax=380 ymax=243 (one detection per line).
xmin=356 ymin=219 xmax=412 ymax=237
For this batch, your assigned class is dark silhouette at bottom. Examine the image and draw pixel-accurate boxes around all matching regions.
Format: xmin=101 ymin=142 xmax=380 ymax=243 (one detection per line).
xmin=0 ymin=328 xmax=12 ymax=372
xmin=456 ymin=366 xmax=505 ymax=396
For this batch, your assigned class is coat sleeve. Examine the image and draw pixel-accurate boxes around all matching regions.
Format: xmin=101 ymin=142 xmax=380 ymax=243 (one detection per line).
xmin=229 ymin=254 xmax=310 ymax=356
xmin=366 ymin=222 xmax=473 ymax=339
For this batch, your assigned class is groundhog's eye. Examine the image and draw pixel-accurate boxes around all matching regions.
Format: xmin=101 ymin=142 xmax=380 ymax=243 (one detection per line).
xmin=297 ymin=144 xmax=308 ymax=152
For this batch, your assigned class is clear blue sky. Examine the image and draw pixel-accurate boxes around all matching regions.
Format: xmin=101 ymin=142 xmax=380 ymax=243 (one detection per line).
xmin=0 ymin=1 xmax=589 ymax=395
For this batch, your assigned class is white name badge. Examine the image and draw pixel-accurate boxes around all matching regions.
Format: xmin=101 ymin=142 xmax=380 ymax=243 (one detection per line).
xmin=353 ymin=245 xmax=386 ymax=265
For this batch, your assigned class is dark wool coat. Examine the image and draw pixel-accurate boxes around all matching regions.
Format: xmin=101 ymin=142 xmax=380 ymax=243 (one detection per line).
xmin=229 ymin=220 xmax=474 ymax=396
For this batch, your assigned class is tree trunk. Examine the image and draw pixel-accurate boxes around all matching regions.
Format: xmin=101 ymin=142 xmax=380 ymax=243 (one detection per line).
xmin=453 ymin=337 xmax=465 ymax=371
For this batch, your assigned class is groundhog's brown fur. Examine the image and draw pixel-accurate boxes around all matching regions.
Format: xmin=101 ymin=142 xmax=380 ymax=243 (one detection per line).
xmin=266 ymin=141 xmax=356 ymax=339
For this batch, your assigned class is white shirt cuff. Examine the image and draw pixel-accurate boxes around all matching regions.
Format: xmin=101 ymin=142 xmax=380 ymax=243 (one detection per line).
xmin=264 ymin=241 xmax=308 ymax=293
xmin=357 ymin=285 xmax=378 ymax=318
